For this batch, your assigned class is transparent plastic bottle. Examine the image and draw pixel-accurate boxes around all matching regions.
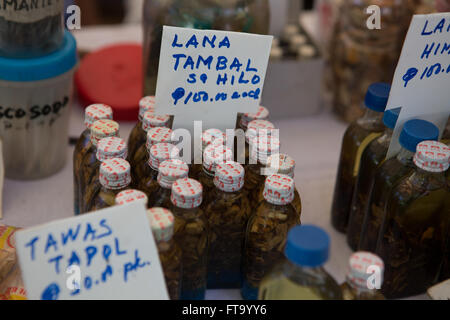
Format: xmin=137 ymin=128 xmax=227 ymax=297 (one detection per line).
xmin=147 ymin=207 xmax=183 ymax=300
xmin=73 ymin=104 xmax=113 ymax=215
xmin=346 ymin=108 xmax=401 ymax=250
xmin=376 ymin=141 xmax=450 ymax=299
xmin=191 ymin=129 xmax=226 ymax=180
xmin=242 ymin=174 xmax=300 ymax=300
xmin=331 ymin=83 xmax=390 ymax=233
xmin=244 ymin=120 xmax=276 ymax=167
xmin=170 ymin=178 xmax=209 ymax=300
xmin=359 ymin=119 xmax=440 ymax=252
xmin=148 ymin=159 xmax=189 ymax=209
xmin=205 ymin=161 xmax=251 ymax=289
xmin=128 ymin=96 xmax=155 ymax=161
xmin=341 ymin=252 xmax=385 ymax=300
xmin=115 ymin=189 xmax=148 ymax=207
xmin=259 ymin=225 xmax=342 ymax=300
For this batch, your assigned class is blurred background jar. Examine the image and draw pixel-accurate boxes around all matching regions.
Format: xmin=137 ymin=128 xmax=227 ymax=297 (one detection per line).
xmin=142 ymin=0 xmax=271 ymax=95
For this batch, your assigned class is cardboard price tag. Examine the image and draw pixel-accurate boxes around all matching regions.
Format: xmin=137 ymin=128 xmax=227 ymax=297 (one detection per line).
xmin=386 ymin=13 xmax=450 ymax=158
xmin=15 ymin=203 xmax=168 ymax=300
xmin=154 ymin=26 xmax=273 ymax=135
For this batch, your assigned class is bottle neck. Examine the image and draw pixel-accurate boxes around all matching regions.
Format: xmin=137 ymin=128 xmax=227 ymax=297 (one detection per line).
xmin=357 ymin=109 xmax=385 ymax=129
xmin=396 ymin=147 xmax=415 ymax=165
xmin=157 ymin=238 xmax=174 ymax=253
xmin=346 ymin=278 xmax=380 ymax=296
xmin=409 ymin=167 xmax=447 ymax=190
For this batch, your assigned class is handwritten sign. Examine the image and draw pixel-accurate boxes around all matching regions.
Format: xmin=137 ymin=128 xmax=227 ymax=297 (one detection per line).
xmin=154 ymin=26 xmax=273 ymax=135
xmin=15 ymin=203 xmax=168 ymax=300
xmin=386 ymin=13 xmax=450 ymax=158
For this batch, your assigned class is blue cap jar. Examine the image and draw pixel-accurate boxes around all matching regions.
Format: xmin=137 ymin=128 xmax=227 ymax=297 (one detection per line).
xmin=383 ymin=108 xmax=401 ymax=129
xmin=399 ymin=119 xmax=440 ymax=152
xmin=364 ymin=83 xmax=391 ymax=112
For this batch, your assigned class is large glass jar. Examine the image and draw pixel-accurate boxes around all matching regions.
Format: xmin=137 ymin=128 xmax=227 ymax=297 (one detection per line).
xmin=128 ymin=96 xmax=155 ymax=162
xmin=142 ymin=0 xmax=270 ymax=95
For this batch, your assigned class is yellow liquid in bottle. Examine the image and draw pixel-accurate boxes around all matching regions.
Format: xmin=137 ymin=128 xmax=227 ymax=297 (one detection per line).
xmin=259 ymin=276 xmax=322 ymax=300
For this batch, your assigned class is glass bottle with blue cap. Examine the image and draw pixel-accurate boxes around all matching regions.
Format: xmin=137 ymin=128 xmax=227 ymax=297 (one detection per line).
xmin=346 ymin=107 xmax=401 ymax=250
xmin=359 ymin=119 xmax=440 ymax=252
xmin=258 ymin=225 xmax=342 ymax=300
xmin=331 ymin=82 xmax=391 ymax=233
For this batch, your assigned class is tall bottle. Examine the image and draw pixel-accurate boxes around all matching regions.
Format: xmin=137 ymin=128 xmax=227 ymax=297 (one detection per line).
xmin=73 ymin=104 xmax=113 ymax=215
xmin=147 ymin=207 xmax=183 ymax=300
xmin=376 ymin=141 xmax=450 ymax=299
xmin=242 ymin=174 xmax=300 ymax=300
xmin=259 ymin=225 xmax=342 ymax=300
xmin=191 ymin=128 xmax=226 ymax=180
xmin=205 ymin=161 xmax=251 ymax=289
xmin=170 ymin=178 xmax=209 ymax=300
xmin=148 ymin=159 xmax=189 ymax=208
xmin=346 ymin=108 xmax=401 ymax=250
xmin=128 ymin=96 xmax=155 ymax=160
xmin=341 ymin=252 xmax=385 ymax=300
xmin=115 ymin=189 xmax=148 ymax=207
xmin=359 ymin=119 xmax=440 ymax=251
xmin=331 ymin=83 xmax=390 ymax=233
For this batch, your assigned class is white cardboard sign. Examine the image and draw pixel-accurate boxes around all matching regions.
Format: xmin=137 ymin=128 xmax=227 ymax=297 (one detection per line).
xmin=15 ymin=203 xmax=168 ymax=300
xmin=154 ymin=26 xmax=273 ymax=135
xmin=386 ymin=13 xmax=450 ymax=158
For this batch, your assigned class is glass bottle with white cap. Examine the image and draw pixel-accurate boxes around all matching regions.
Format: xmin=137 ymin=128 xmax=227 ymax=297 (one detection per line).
xmin=170 ymin=178 xmax=209 ymax=300
xmin=191 ymin=129 xmax=226 ymax=180
xmin=138 ymin=143 xmax=181 ymax=199
xmin=205 ymin=161 xmax=251 ymax=289
xmin=244 ymin=119 xmax=276 ymax=166
xmin=87 ymin=158 xmax=132 ymax=212
xmin=81 ymin=137 xmax=128 ymax=214
xmin=242 ymin=174 xmax=300 ymax=300
xmin=147 ymin=207 xmax=183 ymax=300
xmin=148 ymin=159 xmax=189 ymax=209
xmin=341 ymin=252 xmax=385 ymax=300
xmin=237 ymin=106 xmax=270 ymax=132
xmin=258 ymin=225 xmax=342 ymax=300
xmin=115 ymin=189 xmax=149 ymax=207
xmin=73 ymin=104 xmax=113 ymax=215
xmin=128 ymin=96 xmax=155 ymax=160
xmin=198 ymin=144 xmax=233 ymax=204
xmin=376 ymin=141 xmax=450 ymax=299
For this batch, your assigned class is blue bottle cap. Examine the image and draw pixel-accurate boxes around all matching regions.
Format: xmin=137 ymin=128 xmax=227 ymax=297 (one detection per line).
xmin=399 ymin=119 xmax=439 ymax=152
xmin=382 ymin=108 xmax=401 ymax=129
xmin=364 ymin=83 xmax=391 ymax=112
xmin=285 ymin=225 xmax=330 ymax=268
xmin=0 ymin=31 xmax=77 ymax=82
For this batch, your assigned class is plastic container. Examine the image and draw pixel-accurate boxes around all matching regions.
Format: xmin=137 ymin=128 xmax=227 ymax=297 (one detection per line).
xmin=0 ymin=31 xmax=77 ymax=180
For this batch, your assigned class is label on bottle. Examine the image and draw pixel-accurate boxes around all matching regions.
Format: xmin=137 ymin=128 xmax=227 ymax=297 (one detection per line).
xmin=0 ymin=0 xmax=63 ymax=23
xmin=353 ymin=132 xmax=382 ymax=177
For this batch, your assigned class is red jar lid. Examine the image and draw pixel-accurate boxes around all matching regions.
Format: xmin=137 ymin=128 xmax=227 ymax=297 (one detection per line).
xmin=75 ymin=44 xmax=143 ymax=122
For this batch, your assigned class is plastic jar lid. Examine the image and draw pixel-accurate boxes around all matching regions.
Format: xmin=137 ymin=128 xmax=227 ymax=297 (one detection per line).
xmin=347 ymin=252 xmax=384 ymax=289
xmin=214 ymin=161 xmax=245 ymax=192
xmin=241 ymin=106 xmax=270 ymax=129
xmin=203 ymin=144 xmax=233 ymax=173
xmin=0 ymin=31 xmax=77 ymax=82
xmin=96 ymin=137 xmax=127 ymax=162
xmin=84 ymin=104 xmax=113 ymax=128
xmin=382 ymin=107 xmax=401 ymax=129
xmin=90 ymin=119 xmax=120 ymax=146
xmin=171 ymin=178 xmax=203 ymax=209
xmin=266 ymin=154 xmax=296 ymax=178
xmin=399 ymin=119 xmax=439 ymax=152
xmin=99 ymin=158 xmax=131 ymax=189
xmin=246 ymin=119 xmax=276 ymax=143
xmin=250 ymin=135 xmax=281 ymax=165
xmin=147 ymin=207 xmax=175 ymax=242
xmin=115 ymin=189 xmax=148 ymax=206
xmin=285 ymin=225 xmax=330 ymax=268
xmin=146 ymin=127 xmax=174 ymax=150
xmin=158 ymin=159 xmax=190 ymax=189
xmin=139 ymin=96 xmax=155 ymax=121
xmin=142 ymin=111 xmax=170 ymax=132
xmin=263 ymin=174 xmax=294 ymax=205
xmin=202 ymin=129 xmax=226 ymax=149
xmin=149 ymin=143 xmax=181 ymax=171
xmin=364 ymin=83 xmax=391 ymax=113
xmin=414 ymin=141 xmax=450 ymax=173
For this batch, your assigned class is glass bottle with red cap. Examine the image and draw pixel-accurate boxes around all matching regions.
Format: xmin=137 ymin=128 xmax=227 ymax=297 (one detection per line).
xmin=82 ymin=137 xmax=128 ymax=214
xmin=191 ymin=129 xmax=226 ymax=180
xmin=242 ymin=174 xmax=300 ymax=300
xmin=170 ymin=178 xmax=209 ymax=300
xmin=205 ymin=161 xmax=251 ymax=289
xmin=237 ymin=106 xmax=270 ymax=131
xmin=244 ymin=119 xmax=276 ymax=166
xmin=74 ymin=104 xmax=113 ymax=215
xmin=128 ymin=96 xmax=155 ymax=160
xmin=87 ymin=158 xmax=132 ymax=212
xmin=148 ymin=159 xmax=189 ymax=208
xmin=115 ymin=189 xmax=149 ymax=207
xmin=375 ymin=141 xmax=450 ymax=299
xmin=341 ymin=252 xmax=385 ymax=300
xmin=147 ymin=207 xmax=183 ymax=300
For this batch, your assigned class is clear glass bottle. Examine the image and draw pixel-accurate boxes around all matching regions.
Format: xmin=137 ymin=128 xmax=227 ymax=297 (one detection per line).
xmin=191 ymin=129 xmax=226 ymax=180
xmin=82 ymin=137 xmax=128 ymax=214
xmin=259 ymin=225 xmax=342 ymax=300
xmin=244 ymin=119 xmax=276 ymax=166
xmin=170 ymin=178 xmax=209 ymax=300
xmin=87 ymin=158 xmax=132 ymax=212
xmin=143 ymin=0 xmax=270 ymax=95
xmin=79 ymin=120 xmax=120 ymax=214
xmin=375 ymin=141 xmax=450 ymax=299
xmin=73 ymin=104 xmax=113 ymax=216
xmin=138 ymin=143 xmax=181 ymax=200
xmin=331 ymin=83 xmax=390 ymax=233
xmin=242 ymin=174 xmax=300 ymax=300
xmin=147 ymin=207 xmax=183 ymax=300
xmin=115 ymin=189 xmax=148 ymax=207
xmin=198 ymin=144 xmax=233 ymax=204
xmin=148 ymin=159 xmax=189 ymax=209
xmin=346 ymin=108 xmax=400 ymax=250
xmin=127 ymin=96 xmax=155 ymax=162
xmin=341 ymin=252 xmax=385 ymax=300
xmin=359 ymin=119 xmax=440 ymax=251
xmin=205 ymin=161 xmax=251 ymax=289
